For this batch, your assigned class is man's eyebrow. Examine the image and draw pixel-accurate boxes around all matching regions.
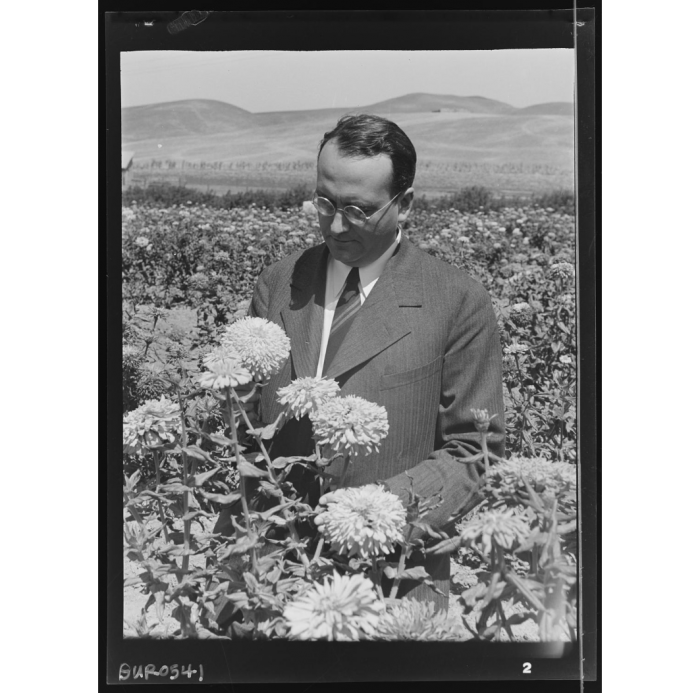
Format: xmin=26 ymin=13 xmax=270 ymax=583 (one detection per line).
xmin=318 ymin=190 xmax=375 ymax=211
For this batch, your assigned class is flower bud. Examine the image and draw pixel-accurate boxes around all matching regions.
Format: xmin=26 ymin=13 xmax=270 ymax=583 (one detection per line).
xmin=471 ymin=408 xmax=494 ymax=433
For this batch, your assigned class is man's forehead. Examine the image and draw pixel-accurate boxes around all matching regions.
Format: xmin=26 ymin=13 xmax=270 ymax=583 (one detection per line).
xmin=317 ymin=143 xmax=393 ymax=198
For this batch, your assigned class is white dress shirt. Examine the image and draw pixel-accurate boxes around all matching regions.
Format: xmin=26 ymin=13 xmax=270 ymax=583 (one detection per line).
xmin=315 ymin=229 xmax=402 ymax=377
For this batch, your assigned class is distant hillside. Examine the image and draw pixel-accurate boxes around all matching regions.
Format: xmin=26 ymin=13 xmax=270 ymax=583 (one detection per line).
xmin=121 ymin=99 xmax=254 ymax=140
xmin=364 ymin=92 xmax=517 ymax=115
xmin=518 ymin=102 xmax=574 ymax=116
xmin=122 ymin=94 xmax=574 ymax=194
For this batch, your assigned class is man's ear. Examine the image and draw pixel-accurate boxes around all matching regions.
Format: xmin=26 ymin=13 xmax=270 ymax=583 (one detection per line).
xmin=397 ymin=187 xmax=414 ymax=224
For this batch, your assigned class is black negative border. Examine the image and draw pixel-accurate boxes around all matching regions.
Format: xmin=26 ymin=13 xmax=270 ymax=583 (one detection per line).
xmin=101 ymin=5 xmax=599 ymax=688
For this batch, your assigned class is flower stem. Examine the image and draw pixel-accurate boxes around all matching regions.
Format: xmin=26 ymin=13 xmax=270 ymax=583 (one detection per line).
xmin=152 ymin=450 xmax=170 ymax=543
xmin=337 ymin=455 xmax=350 ymax=490
xmin=226 ymin=388 xmax=257 ymax=573
xmin=480 ymin=430 xmax=490 ymax=474
xmin=176 ymin=389 xmax=190 ymax=576
xmin=371 ymin=557 xmax=385 ymax=602
xmin=389 ymin=543 xmax=408 ymax=600
xmin=514 ymin=353 xmax=524 ymax=384
xmin=313 ymin=537 xmax=324 ymax=563
xmin=230 ymin=388 xmax=309 ymax=569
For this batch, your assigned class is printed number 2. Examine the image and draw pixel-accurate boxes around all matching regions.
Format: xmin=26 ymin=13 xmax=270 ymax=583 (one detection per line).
xmin=523 ymin=662 xmax=532 ymax=674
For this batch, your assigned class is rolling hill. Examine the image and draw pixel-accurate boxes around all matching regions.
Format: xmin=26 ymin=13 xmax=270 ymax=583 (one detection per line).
xmin=362 ymin=93 xmax=518 ymax=114
xmin=121 ymin=99 xmax=255 ymax=140
xmin=121 ymin=93 xmax=574 ymax=194
xmin=518 ymin=102 xmax=574 ymax=116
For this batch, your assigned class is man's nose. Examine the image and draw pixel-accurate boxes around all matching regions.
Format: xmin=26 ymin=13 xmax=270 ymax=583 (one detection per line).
xmin=328 ymin=210 xmax=349 ymax=236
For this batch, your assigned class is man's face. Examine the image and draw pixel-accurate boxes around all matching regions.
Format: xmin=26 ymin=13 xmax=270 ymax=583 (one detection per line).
xmin=315 ymin=139 xmax=413 ymax=267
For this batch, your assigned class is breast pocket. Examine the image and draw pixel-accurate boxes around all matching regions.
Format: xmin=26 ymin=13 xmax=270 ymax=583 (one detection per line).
xmin=380 ymin=355 xmax=443 ymax=391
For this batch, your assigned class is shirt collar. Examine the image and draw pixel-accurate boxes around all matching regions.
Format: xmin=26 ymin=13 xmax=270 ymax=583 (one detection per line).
xmin=328 ymin=228 xmax=402 ymax=298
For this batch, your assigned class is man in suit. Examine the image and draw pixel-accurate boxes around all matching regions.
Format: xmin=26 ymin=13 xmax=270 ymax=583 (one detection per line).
xmin=215 ymin=113 xmax=504 ymax=613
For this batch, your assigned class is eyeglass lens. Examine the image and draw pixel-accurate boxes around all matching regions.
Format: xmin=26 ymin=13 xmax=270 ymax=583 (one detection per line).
xmin=313 ymin=196 xmax=367 ymax=224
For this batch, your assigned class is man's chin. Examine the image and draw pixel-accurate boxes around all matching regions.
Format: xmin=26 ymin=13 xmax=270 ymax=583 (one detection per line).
xmin=325 ymin=240 xmax=360 ymax=263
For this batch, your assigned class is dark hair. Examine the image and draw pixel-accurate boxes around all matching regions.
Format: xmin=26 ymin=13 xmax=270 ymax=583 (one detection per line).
xmin=318 ymin=114 xmax=417 ymax=196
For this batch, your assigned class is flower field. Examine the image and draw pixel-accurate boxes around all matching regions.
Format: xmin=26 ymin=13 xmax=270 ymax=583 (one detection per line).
xmin=122 ymin=186 xmax=577 ymax=641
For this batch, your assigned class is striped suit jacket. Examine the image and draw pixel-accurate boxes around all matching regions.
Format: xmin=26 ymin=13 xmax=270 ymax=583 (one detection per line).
xmin=219 ymin=237 xmax=504 ymax=609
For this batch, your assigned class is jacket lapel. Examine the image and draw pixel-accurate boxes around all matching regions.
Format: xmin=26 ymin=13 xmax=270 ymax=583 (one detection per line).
xmin=280 ymin=245 xmax=328 ymax=378
xmin=324 ymin=239 xmax=424 ymax=380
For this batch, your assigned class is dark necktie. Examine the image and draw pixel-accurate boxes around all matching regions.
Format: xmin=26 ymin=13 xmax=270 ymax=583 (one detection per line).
xmin=322 ymin=266 xmax=362 ymax=376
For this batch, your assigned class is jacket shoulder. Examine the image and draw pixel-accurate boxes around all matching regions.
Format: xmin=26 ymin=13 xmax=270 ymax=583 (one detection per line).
xmin=405 ymin=239 xmax=491 ymax=303
xmin=258 ymin=244 xmax=323 ymax=282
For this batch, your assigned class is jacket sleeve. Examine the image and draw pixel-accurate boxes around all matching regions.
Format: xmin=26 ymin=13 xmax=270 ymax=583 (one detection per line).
xmin=249 ymin=264 xmax=271 ymax=319
xmin=382 ymin=281 xmax=505 ymax=536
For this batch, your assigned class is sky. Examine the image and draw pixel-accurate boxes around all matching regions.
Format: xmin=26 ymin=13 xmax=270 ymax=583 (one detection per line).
xmin=120 ymin=50 xmax=575 ymax=112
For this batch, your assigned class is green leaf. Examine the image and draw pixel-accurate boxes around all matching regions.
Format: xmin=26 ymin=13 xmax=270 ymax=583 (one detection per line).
xmin=159 ymin=482 xmax=189 ymax=494
xmin=461 ymin=582 xmax=488 ymax=607
xmin=208 ymin=432 xmax=232 ymax=447
xmin=220 ymin=536 xmax=258 ymax=558
xmin=191 ymin=467 xmax=219 ymax=487
xmin=425 ymin=535 xmax=462 ymax=555
xmin=397 ymin=566 xmax=431 ymax=581
xmin=481 ymin=623 xmax=500 ymax=639
xmin=182 ymin=445 xmax=215 ymax=463
xmin=224 ymin=591 xmax=250 ymax=606
xmin=557 ymin=520 xmax=577 ymax=534
xmin=243 ymin=572 xmax=259 ymax=592
xmin=196 ymin=628 xmax=230 ymax=640
xmin=247 ymin=421 xmax=278 ymax=440
xmin=271 ymin=456 xmax=293 ymax=469
xmin=506 ymin=611 xmax=536 ymax=627
xmin=258 ymin=501 xmax=295 ymax=523
xmin=161 ymin=545 xmax=196 ymax=557
xmin=485 ymin=432 xmax=506 ymax=443
xmin=411 ymin=521 xmax=448 ymax=540
xmin=237 ymin=458 xmax=268 ymax=478
xmin=199 ymin=490 xmax=241 ymax=505
xmin=232 ymin=621 xmax=255 ymax=638
xmin=238 ymin=384 xmax=260 ymax=404
xmin=383 ymin=566 xmax=397 ymax=580
xmin=182 ymin=510 xmax=209 ymax=522
xmin=482 ymin=578 xmax=506 ymax=607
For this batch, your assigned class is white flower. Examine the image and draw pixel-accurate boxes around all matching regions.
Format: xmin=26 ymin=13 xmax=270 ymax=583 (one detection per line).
xmin=483 ymin=457 xmax=577 ymax=513
xmin=283 ymin=572 xmax=384 ymax=641
xmin=460 ymin=508 xmax=531 ymax=556
xmin=550 ymin=262 xmax=575 ymax=281
xmin=375 ymin=599 xmax=467 ymax=641
xmin=310 ymin=395 xmax=389 ymax=457
xmin=315 ymin=485 xmax=406 ymax=559
xmin=509 ymin=302 xmax=534 ymax=326
xmin=122 ymin=343 xmax=139 ymax=360
xmin=134 ymin=236 xmax=151 ymax=248
xmin=302 ymin=200 xmax=317 ymax=218
xmin=198 ymin=347 xmax=252 ymax=390
xmin=123 ymin=396 xmax=180 ymax=456
xmin=277 ymin=376 xmax=340 ymax=419
xmin=470 ymin=408 xmax=496 ymax=433
xmin=222 ymin=317 xmax=291 ymax=381
xmin=504 ymin=343 xmax=529 ymax=355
